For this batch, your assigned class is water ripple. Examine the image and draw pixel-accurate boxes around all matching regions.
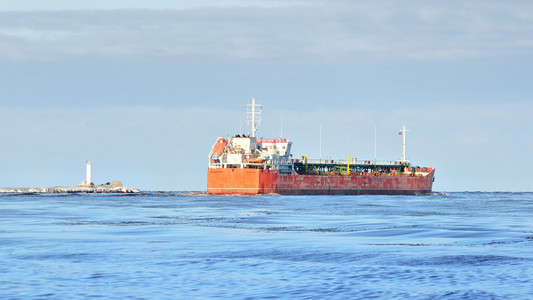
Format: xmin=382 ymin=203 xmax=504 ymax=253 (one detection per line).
xmin=0 ymin=192 xmax=532 ymax=299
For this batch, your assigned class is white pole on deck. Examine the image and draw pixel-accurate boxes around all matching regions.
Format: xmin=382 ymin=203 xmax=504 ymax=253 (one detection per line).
xmin=280 ymin=111 xmax=283 ymax=138
xmin=400 ymin=125 xmax=408 ymax=162
xmin=319 ymin=122 xmax=322 ymax=162
xmin=374 ymin=125 xmax=377 ymax=163
xmin=251 ymin=97 xmax=256 ymax=137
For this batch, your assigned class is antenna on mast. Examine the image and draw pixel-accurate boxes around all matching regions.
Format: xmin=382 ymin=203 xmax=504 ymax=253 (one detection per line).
xmin=245 ymin=97 xmax=262 ymax=137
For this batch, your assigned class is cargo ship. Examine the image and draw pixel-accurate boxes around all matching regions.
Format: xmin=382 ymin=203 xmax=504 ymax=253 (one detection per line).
xmin=207 ymin=98 xmax=435 ymax=195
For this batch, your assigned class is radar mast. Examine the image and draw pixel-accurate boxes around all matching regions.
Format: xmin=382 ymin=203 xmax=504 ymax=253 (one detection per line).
xmin=245 ymin=97 xmax=262 ymax=137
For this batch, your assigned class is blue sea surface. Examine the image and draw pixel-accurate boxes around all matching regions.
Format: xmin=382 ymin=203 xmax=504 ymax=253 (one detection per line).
xmin=1 ymin=192 xmax=532 ymax=299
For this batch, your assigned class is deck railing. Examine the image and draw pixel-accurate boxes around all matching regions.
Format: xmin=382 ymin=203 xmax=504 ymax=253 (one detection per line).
xmin=296 ymin=159 xmax=408 ymax=166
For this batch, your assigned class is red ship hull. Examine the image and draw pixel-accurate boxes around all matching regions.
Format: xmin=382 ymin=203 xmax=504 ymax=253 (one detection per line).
xmin=207 ymin=168 xmax=435 ymax=195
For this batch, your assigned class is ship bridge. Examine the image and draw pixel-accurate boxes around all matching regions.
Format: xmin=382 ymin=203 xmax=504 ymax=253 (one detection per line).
xmin=208 ymin=136 xmax=294 ymax=173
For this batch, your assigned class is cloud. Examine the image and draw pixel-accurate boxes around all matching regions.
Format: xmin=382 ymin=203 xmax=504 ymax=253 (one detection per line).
xmin=0 ymin=0 xmax=302 ymax=11
xmin=1 ymin=1 xmax=533 ymax=61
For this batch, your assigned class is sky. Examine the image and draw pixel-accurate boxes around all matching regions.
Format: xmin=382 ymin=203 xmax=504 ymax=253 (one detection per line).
xmin=0 ymin=0 xmax=532 ymax=191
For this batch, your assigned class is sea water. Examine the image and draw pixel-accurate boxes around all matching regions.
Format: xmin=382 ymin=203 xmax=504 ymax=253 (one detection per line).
xmin=0 ymin=192 xmax=532 ymax=299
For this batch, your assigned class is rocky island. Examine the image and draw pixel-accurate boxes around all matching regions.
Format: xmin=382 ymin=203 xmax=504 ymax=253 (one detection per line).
xmin=0 ymin=161 xmax=141 ymax=194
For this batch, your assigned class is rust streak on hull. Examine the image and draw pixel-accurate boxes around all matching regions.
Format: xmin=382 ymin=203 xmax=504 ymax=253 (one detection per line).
xmin=207 ymin=169 xmax=434 ymax=195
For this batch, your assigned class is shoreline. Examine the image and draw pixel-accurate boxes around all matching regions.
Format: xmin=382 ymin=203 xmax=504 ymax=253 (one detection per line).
xmin=0 ymin=186 xmax=141 ymax=194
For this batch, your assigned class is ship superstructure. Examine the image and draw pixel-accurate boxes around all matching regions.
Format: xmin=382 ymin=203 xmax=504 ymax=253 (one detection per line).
xmin=209 ymin=136 xmax=293 ymax=173
xmin=207 ymin=99 xmax=435 ymax=195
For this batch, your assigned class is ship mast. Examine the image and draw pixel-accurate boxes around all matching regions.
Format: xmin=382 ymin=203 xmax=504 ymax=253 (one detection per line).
xmin=400 ymin=124 xmax=409 ymax=163
xmin=374 ymin=125 xmax=377 ymax=163
xmin=246 ymin=97 xmax=262 ymax=137
xmin=319 ymin=122 xmax=322 ymax=161
xmin=280 ymin=111 xmax=283 ymax=138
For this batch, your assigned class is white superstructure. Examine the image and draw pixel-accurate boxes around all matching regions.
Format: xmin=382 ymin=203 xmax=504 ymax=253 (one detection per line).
xmin=209 ymin=136 xmax=293 ymax=173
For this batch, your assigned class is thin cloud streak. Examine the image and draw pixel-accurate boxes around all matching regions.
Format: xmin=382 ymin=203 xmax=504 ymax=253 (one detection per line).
xmin=1 ymin=1 xmax=532 ymax=61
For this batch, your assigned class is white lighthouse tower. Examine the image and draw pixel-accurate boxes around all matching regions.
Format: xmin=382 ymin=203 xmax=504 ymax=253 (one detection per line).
xmin=81 ymin=161 xmax=94 ymax=187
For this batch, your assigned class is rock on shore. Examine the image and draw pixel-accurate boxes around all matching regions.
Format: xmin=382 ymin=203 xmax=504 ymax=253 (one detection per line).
xmin=0 ymin=185 xmax=141 ymax=194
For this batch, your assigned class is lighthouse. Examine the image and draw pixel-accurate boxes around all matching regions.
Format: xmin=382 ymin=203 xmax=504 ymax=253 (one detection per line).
xmin=81 ymin=161 xmax=94 ymax=187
